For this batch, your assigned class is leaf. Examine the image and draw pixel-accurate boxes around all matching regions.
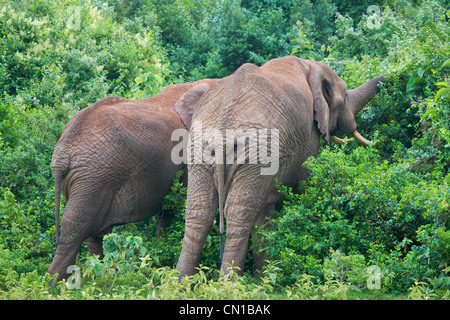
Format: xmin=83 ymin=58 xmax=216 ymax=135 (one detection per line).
xmin=418 ymin=68 xmax=425 ymax=78
xmin=421 ymin=107 xmax=437 ymax=120
xmin=407 ymin=77 xmax=425 ymax=91
xmin=445 ymin=277 xmax=450 ymax=287
xmin=434 ymin=88 xmax=450 ymax=102
xmin=133 ymin=89 xmax=144 ymax=100
xmin=441 ymin=58 xmax=450 ymax=69
xmin=418 ymin=66 xmax=433 ymax=78
xmin=154 ymin=74 xmax=163 ymax=85
xmin=135 ymin=75 xmax=144 ymax=85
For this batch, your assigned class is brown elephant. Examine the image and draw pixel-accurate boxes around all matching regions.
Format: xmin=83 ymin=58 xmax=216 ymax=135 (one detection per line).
xmin=48 ymin=78 xmax=216 ymax=281
xmin=175 ymin=56 xmax=386 ymax=277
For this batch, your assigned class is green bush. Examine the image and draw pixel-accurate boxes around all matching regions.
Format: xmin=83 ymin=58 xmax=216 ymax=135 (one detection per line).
xmin=1 ymin=0 xmax=449 ymax=300
xmin=0 ymin=187 xmax=55 ymax=291
xmin=0 ymin=0 xmax=169 ymax=102
xmin=164 ymin=0 xmax=298 ymax=79
xmin=327 ymin=3 xmax=450 ymax=160
xmin=263 ymin=145 xmax=449 ymax=292
xmin=0 ymin=0 xmax=170 ymax=202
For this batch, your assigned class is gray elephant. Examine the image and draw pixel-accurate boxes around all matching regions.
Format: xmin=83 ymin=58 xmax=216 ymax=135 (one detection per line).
xmin=175 ymin=56 xmax=386 ymax=277
xmin=48 ymin=79 xmax=216 ymax=281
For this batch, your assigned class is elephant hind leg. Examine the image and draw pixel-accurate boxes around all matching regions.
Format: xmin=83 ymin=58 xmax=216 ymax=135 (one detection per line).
xmin=177 ymin=166 xmax=218 ymax=277
xmin=86 ymin=236 xmax=104 ymax=259
xmin=48 ymin=199 xmax=89 ymax=281
xmin=156 ymin=210 xmax=175 ymax=238
xmin=48 ymin=238 xmax=84 ymax=282
xmin=220 ymin=174 xmax=275 ymax=276
xmin=85 ymin=226 xmax=113 ymax=259
xmin=177 ymin=198 xmax=218 ymax=277
xmin=48 ymin=190 xmax=111 ymax=282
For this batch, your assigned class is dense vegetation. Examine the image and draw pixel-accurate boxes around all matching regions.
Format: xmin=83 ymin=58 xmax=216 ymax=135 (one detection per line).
xmin=0 ymin=0 xmax=449 ymax=299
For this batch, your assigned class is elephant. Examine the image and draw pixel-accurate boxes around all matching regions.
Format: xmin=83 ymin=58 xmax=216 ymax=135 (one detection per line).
xmin=175 ymin=56 xmax=386 ymax=277
xmin=48 ymin=78 xmax=216 ymax=281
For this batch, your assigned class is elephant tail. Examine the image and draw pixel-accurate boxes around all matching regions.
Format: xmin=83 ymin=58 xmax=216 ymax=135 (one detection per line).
xmin=53 ymin=173 xmax=62 ymax=246
xmin=51 ymin=139 xmax=70 ymax=247
xmin=215 ymin=151 xmax=225 ymax=266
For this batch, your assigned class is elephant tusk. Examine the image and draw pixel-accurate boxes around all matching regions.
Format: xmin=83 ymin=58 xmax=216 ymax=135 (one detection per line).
xmin=352 ymin=130 xmax=372 ymax=146
xmin=330 ymin=135 xmax=352 ymax=144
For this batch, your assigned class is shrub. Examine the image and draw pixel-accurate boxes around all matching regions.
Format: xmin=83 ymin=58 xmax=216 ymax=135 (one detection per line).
xmin=0 ymin=0 xmax=170 ymax=202
xmin=164 ymin=0 xmax=297 ymax=79
xmin=323 ymin=249 xmax=367 ymax=287
xmin=0 ymin=187 xmax=55 ymax=291
xmin=1 ymin=0 xmax=449 ymax=300
xmin=263 ymin=145 xmax=449 ymax=291
xmin=327 ymin=3 xmax=450 ymax=159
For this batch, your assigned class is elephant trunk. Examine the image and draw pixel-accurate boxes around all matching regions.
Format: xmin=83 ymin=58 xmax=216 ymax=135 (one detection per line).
xmin=331 ymin=74 xmax=387 ymax=146
xmin=347 ymin=74 xmax=387 ymax=117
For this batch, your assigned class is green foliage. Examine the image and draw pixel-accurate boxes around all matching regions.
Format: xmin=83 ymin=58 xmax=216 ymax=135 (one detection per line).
xmin=327 ymin=3 xmax=450 ymax=161
xmin=0 ymin=187 xmax=55 ymax=291
xmin=1 ymin=0 xmax=449 ymax=300
xmin=160 ymin=0 xmax=298 ymax=79
xmin=323 ymin=249 xmax=367 ymax=287
xmin=263 ymin=145 xmax=449 ymax=294
xmin=421 ymin=67 xmax=450 ymax=148
xmin=0 ymin=0 xmax=169 ymax=201
xmin=0 ymin=0 xmax=168 ymax=104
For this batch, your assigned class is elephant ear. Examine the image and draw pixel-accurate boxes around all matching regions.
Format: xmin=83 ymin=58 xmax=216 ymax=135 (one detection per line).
xmin=308 ymin=63 xmax=333 ymax=144
xmin=174 ymin=83 xmax=212 ymax=131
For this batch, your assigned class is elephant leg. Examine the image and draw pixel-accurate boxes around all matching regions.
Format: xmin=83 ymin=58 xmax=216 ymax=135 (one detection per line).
xmin=220 ymin=174 xmax=273 ymax=275
xmin=85 ymin=226 xmax=113 ymax=259
xmin=251 ymin=202 xmax=275 ymax=273
xmin=220 ymin=203 xmax=256 ymax=275
xmin=86 ymin=236 xmax=104 ymax=259
xmin=48 ymin=240 xmax=83 ymax=283
xmin=48 ymin=199 xmax=92 ymax=281
xmin=177 ymin=165 xmax=218 ymax=277
xmin=48 ymin=188 xmax=110 ymax=282
xmin=156 ymin=210 xmax=175 ymax=238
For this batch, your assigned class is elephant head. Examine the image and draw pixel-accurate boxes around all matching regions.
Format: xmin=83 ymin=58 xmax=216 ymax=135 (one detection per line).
xmin=307 ymin=60 xmax=386 ymax=145
xmin=176 ymin=56 xmax=387 ymax=278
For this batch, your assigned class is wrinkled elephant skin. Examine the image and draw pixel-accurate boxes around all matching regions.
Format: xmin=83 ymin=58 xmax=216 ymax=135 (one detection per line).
xmin=176 ymin=56 xmax=386 ymax=277
xmin=48 ymin=79 xmax=216 ymax=281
